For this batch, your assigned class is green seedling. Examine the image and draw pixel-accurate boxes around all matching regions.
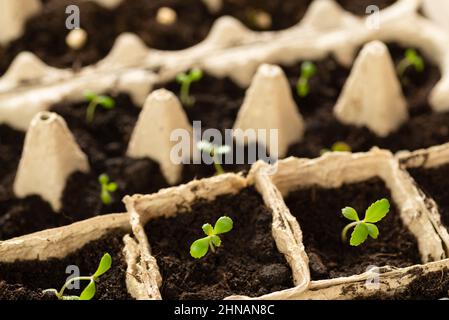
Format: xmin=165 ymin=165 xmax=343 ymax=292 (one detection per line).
xmin=296 ymin=61 xmax=317 ymax=98
xmin=98 ymin=174 xmax=117 ymax=205
xmin=197 ymin=140 xmax=231 ymax=175
xmin=43 ymin=253 xmax=112 ymax=300
xmin=320 ymin=141 xmax=352 ymax=155
xmin=176 ymin=68 xmax=203 ymax=107
xmin=84 ymin=91 xmax=115 ymax=123
xmin=396 ymin=48 xmax=425 ymax=80
xmin=341 ymin=198 xmax=390 ymax=246
xmin=190 ymin=216 xmax=234 ymax=259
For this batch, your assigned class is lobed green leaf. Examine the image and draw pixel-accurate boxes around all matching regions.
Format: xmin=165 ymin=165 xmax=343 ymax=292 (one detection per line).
xmin=211 ymin=235 xmax=222 ymax=247
xmin=366 ymin=223 xmax=379 ymax=239
xmin=202 ymin=223 xmax=214 ymax=236
xmin=364 ymin=198 xmax=390 ymax=223
xmin=350 ymin=223 xmax=368 ymax=246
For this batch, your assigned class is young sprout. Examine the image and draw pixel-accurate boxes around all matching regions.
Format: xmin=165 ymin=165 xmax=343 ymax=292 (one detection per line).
xmin=341 ymin=199 xmax=390 ymax=246
xmin=98 ymin=174 xmax=118 ymax=205
xmin=396 ymin=48 xmax=425 ymax=79
xmin=197 ymin=140 xmax=231 ymax=175
xmin=176 ymin=68 xmax=203 ymax=107
xmin=84 ymin=91 xmax=115 ymax=123
xmin=296 ymin=61 xmax=317 ymax=98
xmin=43 ymin=253 xmax=112 ymax=300
xmin=190 ymin=216 xmax=234 ymax=259
xmin=320 ymin=141 xmax=352 ymax=155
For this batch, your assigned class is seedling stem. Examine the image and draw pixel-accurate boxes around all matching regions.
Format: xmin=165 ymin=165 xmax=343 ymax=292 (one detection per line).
xmin=84 ymin=91 xmax=115 ymax=123
xmin=197 ymin=141 xmax=230 ymax=175
xmin=43 ymin=253 xmax=112 ymax=300
xmin=176 ymin=68 xmax=203 ymax=107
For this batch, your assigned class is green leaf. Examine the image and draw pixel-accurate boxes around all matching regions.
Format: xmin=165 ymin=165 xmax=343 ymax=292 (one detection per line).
xmin=366 ymin=223 xmax=379 ymax=239
xmin=350 ymin=223 xmax=368 ymax=246
xmin=176 ymin=73 xmax=188 ymax=83
xmin=101 ymin=191 xmax=111 ymax=205
xmin=98 ymin=174 xmax=109 ymax=185
xmin=83 ymin=90 xmax=97 ymax=101
xmin=98 ymin=96 xmax=115 ymax=109
xmin=190 ymin=68 xmax=203 ymax=81
xmin=79 ymin=281 xmax=96 ymax=300
xmin=405 ymin=49 xmax=424 ymax=72
xmin=190 ymin=237 xmax=210 ymax=259
xmin=93 ymin=253 xmax=112 ymax=279
xmin=301 ymin=61 xmax=316 ymax=78
xmin=364 ymin=198 xmax=390 ymax=223
xmin=211 ymin=235 xmax=221 ymax=247
xmin=106 ymin=182 xmax=118 ymax=192
xmin=332 ymin=142 xmax=351 ymax=152
xmin=202 ymin=223 xmax=214 ymax=236
xmin=214 ymin=216 xmax=233 ymax=234
xmin=342 ymin=207 xmax=359 ymax=221
xmin=296 ymin=80 xmax=308 ymax=97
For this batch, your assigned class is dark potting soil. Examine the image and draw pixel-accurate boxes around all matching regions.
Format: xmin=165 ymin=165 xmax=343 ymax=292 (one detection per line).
xmin=287 ymin=44 xmax=445 ymax=159
xmin=0 ymin=230 xmax=132 ymax=300
xmin=144 ymin=187 xmax=294 ymax=300
xmin=284 ymin=178 xmax=421 ymax=280
xmin=359 ymin=267 xmax=449 ymax=300
xmin=0 ymin=125 xmax=25 ymax=189
xmin=408 ymin=164 xmax=449 ymax=229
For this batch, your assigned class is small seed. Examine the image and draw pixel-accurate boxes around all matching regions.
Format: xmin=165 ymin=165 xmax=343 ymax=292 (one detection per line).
xmin=65 ymin=28 xmax=88 ymax=50
xmin=253 ymin=10 xmax=272 ymax=29
xmin=156 ymin=7 xmax=177 ymax=26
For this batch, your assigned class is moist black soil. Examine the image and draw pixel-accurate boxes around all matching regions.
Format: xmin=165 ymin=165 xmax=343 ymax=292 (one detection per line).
xmin=0 ymin=0 xmax=398 ymax=75
xmin=144 ymin=187 xmax=294 ymax=300
xmin=0 ymin=93 xmax=169 ymax=240
xmin=0 ymin=230 xmax=132 ymax=300
xmin=408 ymin=164 xmax=449 ymax=229
xmin=287 ymin=44 xmax=445 ymax=158
xmin=360 ymin=267 xmax=449 ymax=300
xmin=284 ymin=178 xmax=421 ymax=280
